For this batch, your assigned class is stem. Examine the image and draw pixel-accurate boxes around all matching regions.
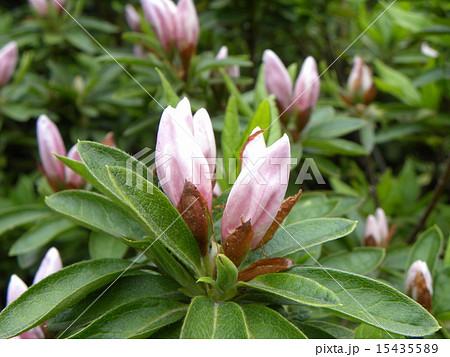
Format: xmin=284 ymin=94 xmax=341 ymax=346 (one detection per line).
xmin=406 ymin=154 xmax=450 ymax=244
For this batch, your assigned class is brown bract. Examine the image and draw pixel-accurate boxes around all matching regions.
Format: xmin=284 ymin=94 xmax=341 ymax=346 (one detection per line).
xmin=414 ymin=271 xmax=432 ymax=312
xmin=253 ymin=189 xmax=302 ymax=250
xmin=238 ymin=257 xmax=294 ymax=282
xmin=222 ymin=220 xmax=254 ymax=267
xmin=177 ymin=180 xmax=211 ymax=256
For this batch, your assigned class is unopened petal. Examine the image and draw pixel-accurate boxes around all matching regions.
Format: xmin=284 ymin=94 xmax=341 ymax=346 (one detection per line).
xmin=293 ymin=56 xmax=320 ymax=112
xmin=263 ymin=50 xmax=293 ymax=112
xmin=6 ymin=275 xmax=28 ymax=306
xmin=33 ymin=247 xmax=63 ymax=285
xmin=0 ymin=41 xmax=18 ymax=87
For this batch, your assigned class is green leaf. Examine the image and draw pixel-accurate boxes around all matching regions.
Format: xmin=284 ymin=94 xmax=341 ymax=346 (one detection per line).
xmin=0 ymin=205 xmax=52 ymax=236
xmin=69 ymin=298 xmax=187 ymax=338
xmin=354 ymin=323 xmax=404 ymax=339
xmin=143 ymin=237 xmax=200 ymax=293
xmin=155 ymin=68 xmax=179 ymax=107
xmin=9 ymin=218 xmax=76 ymax=256
xmin=244 ymin=218 xmax=356 ymax=265
xmin=239 ymin=99 xmax=271 ymax=147
xmin=433 ymin=267 xmax=450 ymax=316
xmin=444 ymin=239 xmax=450 ymax=268
xmin=48 ymin=275 xmax=182 ymax=331
xmin=181 ymin=296 xmax=250 ymax=338
xmin=45 ymin=190 xmax=148 ymax=241
xmin=195 ymin=56 xmax=251 ymax=73
xmin=106 ymin=166 xmax=202 ymax=274
xmin=290 ymin=266 xmax=440 ymax=337
xmin=407 ymin=225 xmax=443 ymax=273
xmin=215 ymin=254 xmax=238 ymax=293
xmin=241 ymin=304 xmax=306 ymax=338
xmin=374 ymin=60 xmax=422 ymax=107
xmin=238 ymin=273 xmax=340 ymax=307
xmin=284 ymin=195 xmax=339 ymax=224
xmin=0 ymin=259 xmax=134 ymax=339
xmin=76 ymin=141 xmax=154 ymax=198
xmin=89 ymin=231 xmax=128 ymax=259
xmin=319 ymin=247 xmax=385 ymax=275
xmin=219 ymin=68 xmax=253 ymax=117
xmin=55 ymin=155 xmax=97 ymax=184
xmin=303 ymin=138 xmax=368 ymax=156
xmin=306 ymin=118 xmax=366 ymax=139
xmin=221 ymin=96 xmax=240 ymax=183
xmin=295 ymin=320 xmax=353 ymax=339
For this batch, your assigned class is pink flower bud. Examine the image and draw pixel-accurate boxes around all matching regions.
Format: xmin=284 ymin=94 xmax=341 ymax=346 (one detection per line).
xmin=29 ymin=0 xmax=48 ymax=16
xmin=222 ymin=129 xmax=290 ymax=249
xmin=346 ymin=56 xmax=374 ymax=104
xmin=293 ymin=56 xmax=320 ymax=112
xmin=216 ymin=45 xmax=240 ymax=78
xmin=36 ymin=115 xmax=66 ymax=186
xmin=0 ymin=41 xmax=18 ymax=87
xmin=125 ymin=4 xmax=141 ymax=31
xmin=64 ymin=144 xmax=85 ymax=189
xmin=50 ymin=0 xmax=66 ymax=13
xmin=33 ymin=247 xmax=63 ymax=284
xmin=176 ymin=0 xmax=199 ymax=60
xmin=155 ymin=97 xmax=215 ymax=210
xmin=141 ymin=0 xmax=177 ymax=52
xmin=263 ymin=50 xmax=292 ymax=112
xmin=363 ymin=208 xmax=391 ymax=248
xmin=6 ymin=275 xmax=45 ymax=339
xmin=405 ymin=260 xmax=433 ymax=311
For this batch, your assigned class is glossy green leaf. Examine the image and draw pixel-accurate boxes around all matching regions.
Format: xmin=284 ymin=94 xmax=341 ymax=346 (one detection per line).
xmin=306 ymin=118 xmax=366 ymax=139
xmin=239 ymin=273 xmax=339 ymax=307
xmin=319 ymin=247 xmax=385 ymax=275
xmin=0 ymin=259 xmax=134 ymax=339
xmin=433 ymin=267 xmax=450 ymax=316
xmin=70 ymin=298 xmax=187 ymax=338
xmin=107 ymin=166 xmax=202 ymax=274
xmin=407 ymin=225 xmax=443 ymax=272
xmin=284 ymin=195 xmax=339 ymax=224
xmin=303 ymin=138 xmax=368 ymax=156
xmin=241 ymin=304 xmax=306 ymax=338
xmin=9 ymin=217 xmax=76 ymax=256
xmin=45 ymin=190 xmax=148 ymax=240
xmin=48 ymin=274 xmax=182 ymax=331
xmin=295 ymin=320 xmax=353 ymax=339
xmin=0 ymin=205 xmax=52 ymax=236
xmin=354 ymin=323 xmax=404 ymax=339
xmin=221 ymin=96 xmax=240 ymax=183
xmin=156 ymin=68 xmax=179 ymax=107
xmin=215 ymin=254 xmax=238 ymax=293
xmin=290 ymin=266 xmax=440 ymax=337
xmin=89 ymin=231 xmax=128 ymax=259
xmin=239 ymin=99 xmax=271 ymax=147
xmin=245 ymin=218 xmax=356 ymax=265
xmin=180 ymin=296 xmax=249 ymax=338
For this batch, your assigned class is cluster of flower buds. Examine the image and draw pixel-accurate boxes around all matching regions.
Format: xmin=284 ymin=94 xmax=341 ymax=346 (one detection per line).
xmin=29 ymin=0 xmax=66 ymax=17
xmin=37 ymin=115 xmax=115 ymax=191
xmin=363 ymin=207 xmax=395 ymax=248
xmin=0 ymin=41 xmax=18 ymax=87
xmin=6 ymin=248 xmax=63 ymax=338
xmin=124 ymin=5 xmax=144 ymax=57
xmin=216 ymin=46 xmax=240 ymax=78
xmin=221 ymin=128 xmax=300 ymax=277
xmin=263 ymin=50 xmax=320 ymax=138
xmin=155 ymin=97 xmax=215 ymax=256
xmin=155 ymin=98 xmax=299 ymax=279
xmin=342 ymin=56 xmax=376 ymax=106
xmin=139 ymin=0 xmax=199 ymax=71
xmin=405 ymin=260 xmax=433 ymax=311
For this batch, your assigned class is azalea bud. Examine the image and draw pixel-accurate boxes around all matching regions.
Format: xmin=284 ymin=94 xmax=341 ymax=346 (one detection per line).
xmin=141 ymin=0 xmax=177 ymax=52
xmin=222 ymin=128 xmax=291 ymax=250
xmin=345 ymin=56 xmax=376 ymax=105
xmin=0 ymin=41 xmax=18 ymax=87
xmin=155 ymin=97 xmax=215 ymax=211
xmin=176 ymin=0 xmax=199 ymax=66
xmin=7 ymin=275 xmax=45 ymax=339
xmin=29 ymin=0 xmax=48 ymax=16
xmin=125 ymin=4 xmax=141 ymax=31
xmin=421 ymin=42 xmax=439 ymax=58
xmin=363 ymin=207 xmax=393 ymax=248
xmin=216 ymin=45 xmax=240 ymax=78
xmin=263 ymin=49 xmax=293 ymax=112
xmin=101 ymin=132 xmax=116 ymax=148
xmin=36 ymin=115 xmax=66 ymax=188
xmin=50 ymin=0 xmax=66 ymax=14
xmin=405 ymin=260 xmax=433 ymax=311
xmin=293 ymin=56 xmax=320 ymax=132
xmin=33 ymin=247 xmax=63 ymax=284
xmin=64 ymin=145 xmax=85 ymax=189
